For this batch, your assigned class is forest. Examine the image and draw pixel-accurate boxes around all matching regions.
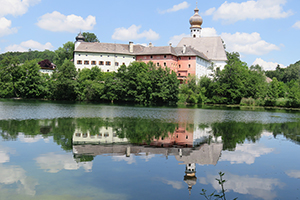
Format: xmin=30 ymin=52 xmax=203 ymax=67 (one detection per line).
xmin=0 ymin=33 xmax=300 ymax=107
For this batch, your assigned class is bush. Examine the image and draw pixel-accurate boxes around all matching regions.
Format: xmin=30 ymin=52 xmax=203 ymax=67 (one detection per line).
xmin=240 ymin=98 xmax=255 ymax=106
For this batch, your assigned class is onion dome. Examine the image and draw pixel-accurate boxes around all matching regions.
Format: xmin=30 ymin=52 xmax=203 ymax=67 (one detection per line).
xmin=189 ymin=6 xmax=203 ymax=29
xmin=76 ymin=32 xmax=85 ymax=42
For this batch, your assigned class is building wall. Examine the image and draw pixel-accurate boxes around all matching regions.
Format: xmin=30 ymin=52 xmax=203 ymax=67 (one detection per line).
xmin=74 ymin=52 xmax=136 ymax=72
xmin=196 ymin=57 xmax=211 ymax=78
xmin=177 ymin=56 xmax=197 ymax=77
xmin=212 ymin=60 xmax=227 ymax=71
xmin=136 ymin=54 xmax=178 ymax=71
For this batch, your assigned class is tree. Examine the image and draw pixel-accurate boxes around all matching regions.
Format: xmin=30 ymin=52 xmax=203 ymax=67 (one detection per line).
xmin=53 ymin=41 xmax=75 ymax=67
xmin=18 ymin=60 xmax=45 ymax=98
xmin=50 ymin=59 xmax=78 ymax=100
xmin=82 ymin=32 xmax=100 ymax=42
xmin=0 ymin=55 xmax=22 ymax=97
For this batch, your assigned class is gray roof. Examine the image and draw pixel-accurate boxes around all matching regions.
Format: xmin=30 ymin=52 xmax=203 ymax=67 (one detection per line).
xmin=74 ymin=39 xmax=218 ymax=61
xmin=74 ymin=42 xmax=145 ymax=55
xmin=177 ymin=37 xmax=227 ymax=61
xmin=136 ymin=45 xmax=209 ymax=60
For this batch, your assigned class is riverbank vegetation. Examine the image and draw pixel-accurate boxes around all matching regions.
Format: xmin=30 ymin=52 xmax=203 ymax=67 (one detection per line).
xmin=0 ymin=40 xmax=299 ymax=108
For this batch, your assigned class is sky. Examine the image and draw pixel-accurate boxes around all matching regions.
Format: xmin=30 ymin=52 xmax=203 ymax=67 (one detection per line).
xmin=0 ymin=0 xmax=299 ymax=71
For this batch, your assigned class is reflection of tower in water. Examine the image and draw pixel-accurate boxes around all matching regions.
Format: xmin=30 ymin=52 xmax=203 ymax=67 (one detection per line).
xmin=184 ymin=163 xmax=197 ymax=196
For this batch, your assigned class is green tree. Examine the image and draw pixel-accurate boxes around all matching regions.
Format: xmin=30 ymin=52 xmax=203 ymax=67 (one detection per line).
xmin=51 ymin=59 xmax=78 ymax=100
xmin=82 ymin=32 xmax=100 ymax=42
xmin=53 ymin=41 xmax=74 ymax=67
xmin=0 ymin=55 xmax=22 ymax=97
xmin=18 ymin=60 xmax=45 ymax=98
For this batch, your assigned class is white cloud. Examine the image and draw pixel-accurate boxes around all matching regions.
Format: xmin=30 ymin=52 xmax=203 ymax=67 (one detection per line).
xmin=202 ymin=7 xmax=216 ymax=16
xmin=5 ymin=40 xmax=53 ymax=52
xmin=159 ymin=1 xmax=190 ymax=14
xmin=0 ymin=0 xmax=40 ymax=17
xmin=292 ymin=21 xmax=300 ymax=29
xmin=0 ymin=164 xmax=38 ymax=196
xmin=168 ymin=33 xmax=189 ymax=46
xmin=0 ymin=17 xmax=18 ymax=37
xmin=112 ymin=155 xmax=136 ymax=164
xmin=286 ymin=170 xmax=300 ymax=179
xmin=202 ymin=27 xmax=218 ymax=37
xmin=221 ymin=32 xmax=280 ymax=55
xmin=112 ymin=25 xmax=159 ymax=41
xmin=36 ymin=11 xmax=96 ymax=33
xmin=35 ymin=152 xmax=93 ymax=173
xmin=18 ymin=133 xmax=50 ymax=143
xmin=0 ymin=145 xmax=15 ymax=164
xmin=158 ymin=178 xmax=184 ymax=189
xmin=220 ymin=143 xmax=274 ymax=164
xmin=205 ymin=0 xmax=293 ymax=24
xmin=252 ymin=58 xmax=285 ymax=71
xmin=200 ymin=173 xmax=284 ymax=200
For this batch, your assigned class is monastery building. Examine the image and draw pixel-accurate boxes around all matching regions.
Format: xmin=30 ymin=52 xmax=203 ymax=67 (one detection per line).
xmin=73 ymin=6 xmax=227 ymax=82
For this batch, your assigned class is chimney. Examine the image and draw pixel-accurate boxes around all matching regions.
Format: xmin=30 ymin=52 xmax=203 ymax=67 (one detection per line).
xmin=129 ymin=41 xmax=133 ymax=53
xmin=183 ymin=45 xmax=186 ymax=54
xmin=149 ymin=42 xmax=153 ymax=47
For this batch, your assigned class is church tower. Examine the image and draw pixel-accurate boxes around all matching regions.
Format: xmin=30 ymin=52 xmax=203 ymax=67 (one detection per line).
xmin=189 ymin=5 xmax=203 ymax=38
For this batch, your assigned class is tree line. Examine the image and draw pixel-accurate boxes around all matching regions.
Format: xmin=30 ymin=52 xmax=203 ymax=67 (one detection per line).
xmin=179 ymin=52 xmax=300 ymax=108
xmin=0 ymin=36 xmax=300 ymax=107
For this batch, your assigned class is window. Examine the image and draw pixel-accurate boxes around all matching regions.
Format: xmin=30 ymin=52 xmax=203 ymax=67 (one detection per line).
xmin=123 ymin=56 xmax=125 ymax=58
xmin=115 ymin=62 xmax=119 ymax=66
xmin=122 ymin=63 xmax=125 ymax=65
xmin=100 ymin=55 xmax=102 ymax=57
xmin=150 ymin=56 xmax=153 ymax=59
xmin=83 ymin=133 xmax=87 ymax=138
xmin=188 ymin=73 xmax=190 ymax=76
xmin=178 ymin=57 xmax=181 ymax=60
xmin=133 ymin=56 xmax=135 ymax=59
xmin=104 ymin=133 xmax=109 ymax=137
xmin=77 ymin=60 xmax=82 ymax=64
xmin=178 ymin=73 xmax=181 ymax=76
xmin=106 ymin=61 xmax=111 ymax=66
xmin=107 ymin=69 xmax=109 ymax=72
xmin=188 ymin=64 xmax=191 ymax=68
xmin=75 ymin=133 xmax=81 ymax=137
xmin=186 ymin=135 xmax=188 ymax=139
xmin=84 ymin=60 xmax=89 ymax=65
xmin=108 ymin=55 xmax=110 ymax=57
xmin=157 ymin=62 xmax=159 ymax=66
xmin=179 ymin=64 xmax=181 ymax=68
xmin=86 ymin=54 xmax=88 ymax=56
xmin=189 ymin=57 xmax=191 ymax=60
xmin=91 ymin=61 xmax=96 ymax=65
xmin=164 ymin=62 xmax=166 ymax=66
xmin=79 ymin=54 xmax=81 ymax=56
xmin=99 ymin=61 xmax=104 ymax=65
xmin=115 ymin=55 xmax=117 ymax=58
xmin=164 ymin=55 xmax=166 ymax=58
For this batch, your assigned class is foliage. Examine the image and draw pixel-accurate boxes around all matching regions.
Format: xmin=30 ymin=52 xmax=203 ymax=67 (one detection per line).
xmin=82 ymin=32 xmax=100 ymax=42
xmin=0 ymin=49 xmax=56 ymax=63
xmin=53 ymin=41 xmax=74 ymax=67
xmin=200 ymin=172 xmax=238 ymax=200
xmin=50 ymin=59 xmax=78 ymax=100
xmin=102 ymin=62 xmax=179 ymax=105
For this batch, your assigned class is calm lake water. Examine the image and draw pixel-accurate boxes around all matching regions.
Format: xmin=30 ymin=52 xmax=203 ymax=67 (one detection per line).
xmin=0 ymin=99 xmax=300 ymax=200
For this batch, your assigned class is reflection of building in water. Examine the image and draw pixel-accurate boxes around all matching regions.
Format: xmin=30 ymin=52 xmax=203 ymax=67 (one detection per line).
xmin=72 ymin=125 xmax=222 ymax=195
xmin=73 ymin=127 xmax=128 ymax=144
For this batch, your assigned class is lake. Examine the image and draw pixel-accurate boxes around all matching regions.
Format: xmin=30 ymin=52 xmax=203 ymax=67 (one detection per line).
xmin=0 ymin=99 xmax=300 ymax=200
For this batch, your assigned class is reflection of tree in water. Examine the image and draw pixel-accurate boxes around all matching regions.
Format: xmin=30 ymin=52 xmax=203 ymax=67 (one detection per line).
xmin=265 ymin=122 xmax=300 ymax=145
xmin=2 ymin=118 xmax=300 ymax=152
xmin=209 ymin=122 xmax=264 ymax=151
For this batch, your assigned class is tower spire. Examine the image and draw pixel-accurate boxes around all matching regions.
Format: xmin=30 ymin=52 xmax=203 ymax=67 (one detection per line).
xmin=189 ymin=3 xmax=203 ymax=38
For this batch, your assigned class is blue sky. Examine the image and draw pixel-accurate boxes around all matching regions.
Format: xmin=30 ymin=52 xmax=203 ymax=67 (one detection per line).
xmin=0 ymin=0 xmax=299 ymax=70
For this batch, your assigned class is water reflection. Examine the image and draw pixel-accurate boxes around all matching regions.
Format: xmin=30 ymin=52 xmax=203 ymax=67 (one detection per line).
xmin=1 ymin=115 xmax=300 ymax=199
